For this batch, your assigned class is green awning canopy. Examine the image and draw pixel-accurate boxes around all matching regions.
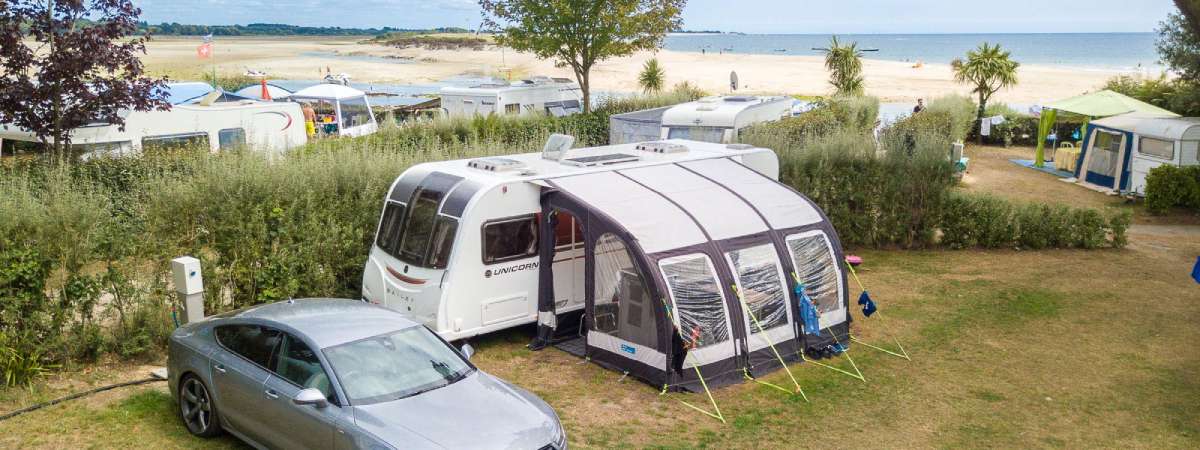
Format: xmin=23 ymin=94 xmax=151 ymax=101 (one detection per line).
xmin=1034 ymin=90 xmax=1179 ymax=167
xmin=1044 ymin=89 xmax=1179 ymax=118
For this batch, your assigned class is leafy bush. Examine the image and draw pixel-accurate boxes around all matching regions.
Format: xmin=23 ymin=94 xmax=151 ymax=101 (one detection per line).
xmin=940 ymin=193 xmax=1130 ymax=249
xmin=924 ymin=94 xmax=976 ymax=142
xmin=1105 ymin=74 xmax=1200 ymax=117
xmin=826 ymin=96 xmax=880 ymax=133
xmin=1144 ymin=164 xmax=1200 ymax=214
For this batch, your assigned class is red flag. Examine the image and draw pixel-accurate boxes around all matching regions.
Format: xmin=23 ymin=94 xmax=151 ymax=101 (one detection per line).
xmin=197 ymin=42 xmax=212 ymax=59
xmin=260 ymin=78 xmax=271 ymax=101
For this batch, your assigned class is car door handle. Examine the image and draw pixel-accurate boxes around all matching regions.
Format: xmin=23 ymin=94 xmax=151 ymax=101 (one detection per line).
xmin=264 ymin=389 xmax=279 ymax=399
xmin=213 ymin=363 xmax=226 ymax=373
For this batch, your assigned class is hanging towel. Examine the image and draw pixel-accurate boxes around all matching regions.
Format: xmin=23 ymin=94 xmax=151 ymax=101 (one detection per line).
xmin=796 ymin=284 xmax=821 ymax=335
xmin=980 ymin=118 xmax=992 ymax=136
xmin=858 ymin=291 xmax=877 ymax=317
xmin=989 ymin=115 xmax=1007 ymax=125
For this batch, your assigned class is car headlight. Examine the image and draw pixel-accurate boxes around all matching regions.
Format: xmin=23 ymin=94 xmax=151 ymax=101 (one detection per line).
xmin=551 ymin=419 xmax=567 ymax=449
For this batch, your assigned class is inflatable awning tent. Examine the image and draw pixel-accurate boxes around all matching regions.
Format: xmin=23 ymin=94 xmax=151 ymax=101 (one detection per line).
xmin=1035 ymin=90 xmax=1178 ymax=167
xmin=533 ymin=157 xmax=850 ymax=392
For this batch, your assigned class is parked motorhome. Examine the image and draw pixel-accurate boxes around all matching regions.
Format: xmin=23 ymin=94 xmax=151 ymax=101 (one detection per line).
xmin=1074 ymin=113 xmax=1200 ymax=195
xmin=0 ymin=97 xmax=306 ymax=158
xmin=659 ymin=96 xmax=793 ymax=144
xmin=363 ymin=137 xmax=850 ymax=391
xmin=440 ymin=77 xmax=583 ymax=117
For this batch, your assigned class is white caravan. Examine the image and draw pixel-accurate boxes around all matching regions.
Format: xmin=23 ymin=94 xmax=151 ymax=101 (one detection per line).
xmin=440 ymin=77 xmax=584 ymax=118
xmin=659 ymin=96 xmax=793 ymax=144
xmin=362 ymin=139 xmax=788 ymax=341
xmin=1075 ymin=113 xmax=1200 ymax=195
xmin=0 ymin=100 xmax=306 ymax=158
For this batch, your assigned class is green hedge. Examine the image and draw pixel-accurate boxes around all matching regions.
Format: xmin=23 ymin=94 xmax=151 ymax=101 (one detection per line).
xmin=1144 ymin=164 xmax=1200 ymax=214
xmin=940 ymin=193 xmax=1131 ymax=249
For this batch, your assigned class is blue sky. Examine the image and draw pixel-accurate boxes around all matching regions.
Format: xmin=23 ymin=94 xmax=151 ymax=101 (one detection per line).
xmin=134 ymin=0 xmax=1177 ymax=34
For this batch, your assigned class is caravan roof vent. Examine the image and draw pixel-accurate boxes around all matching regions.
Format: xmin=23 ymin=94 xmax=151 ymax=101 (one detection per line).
xmin=468 ymin=157 xmax=527 ymax=173
xmin=724 ymin=96 xmax=757 ymax=102
xmin=560 ymin=153 xmax=641 ymax=167
xmin=636 ymin=142 xmax=689 ymax=154
xmin=726 ymin=143 xmax=755 ymax=150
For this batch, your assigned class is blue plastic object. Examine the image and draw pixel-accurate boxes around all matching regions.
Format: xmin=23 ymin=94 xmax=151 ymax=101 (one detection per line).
xmin=1192 ymin=256 xmax=1200 ymax=284
xmin=796 ymin=284 xmax=821 ymax=335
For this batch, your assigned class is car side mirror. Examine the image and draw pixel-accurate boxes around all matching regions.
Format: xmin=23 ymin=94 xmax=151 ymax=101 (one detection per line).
xmin=460 ymin=343 xmax=475 ymax=361
xmin=293 ymin=388 xmax=328 ymax=408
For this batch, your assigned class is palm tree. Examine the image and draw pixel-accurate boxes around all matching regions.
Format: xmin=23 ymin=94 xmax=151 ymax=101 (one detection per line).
xmin=952 ymin=43 xmax=1020 ymax=143
xmin=638 ymin=58 xmax=665 ymax=94
xmin=820 ymin=36 xmax=865 ymax=96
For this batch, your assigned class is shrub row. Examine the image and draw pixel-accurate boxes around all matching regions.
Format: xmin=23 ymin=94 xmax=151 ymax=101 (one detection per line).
xmin=940 ymin=193 xmax=1131 ymax=249
xmin=1144 ymin=164 xmax=1200 ymax=214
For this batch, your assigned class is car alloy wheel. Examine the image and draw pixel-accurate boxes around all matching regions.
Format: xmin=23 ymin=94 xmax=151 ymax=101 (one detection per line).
xmin=180 ymin=377 xmax=218 ymax=436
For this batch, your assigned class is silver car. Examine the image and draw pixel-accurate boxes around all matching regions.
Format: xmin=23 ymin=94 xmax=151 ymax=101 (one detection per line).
xmin=168 ymin=298 xmax=566 ymax=449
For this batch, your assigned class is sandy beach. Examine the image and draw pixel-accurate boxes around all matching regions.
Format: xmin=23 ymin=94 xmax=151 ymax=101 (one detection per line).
xmin=142 ymin=36 xmax=1130 ymax=103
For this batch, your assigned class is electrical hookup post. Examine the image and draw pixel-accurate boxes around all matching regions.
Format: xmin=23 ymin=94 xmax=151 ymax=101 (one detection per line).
xmin=197 ymin=34 xmax=215 ymax=88
xmin=172 ymin=256 xmax=205 ymax=323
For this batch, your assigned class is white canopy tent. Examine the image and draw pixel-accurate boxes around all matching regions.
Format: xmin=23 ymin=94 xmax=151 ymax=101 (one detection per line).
xmin=289 ymin=84 xmax=378 ymax=137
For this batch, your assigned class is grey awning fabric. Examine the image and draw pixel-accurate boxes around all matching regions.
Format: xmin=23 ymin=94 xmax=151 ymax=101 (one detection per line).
xmin=548 ymin=157 xmax=823 ymax=254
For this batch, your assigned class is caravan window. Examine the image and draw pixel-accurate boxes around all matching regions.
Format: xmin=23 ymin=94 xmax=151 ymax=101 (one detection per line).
xmin=339 ymin=97 xmax=372 ymax=129
xmin=143 ymin=132 xmax=209 ymax=152
xmin=1139 ymin=137 xmax=1174 ymax=160
xmin=726 ymin=244 xmax=789 ymax=332
xmin=504 ymin=103 xmax=520 ymax=115
xmin=377 ymin=187 xmax=458 ymax=270
xmin=482 ymin=215 xmax=538 ymax=264
xmin=593 ymin=233 xmax=657 ymax=349
xmin=786 ymin=232 xmax=842 ymax=316
xmin=666 ymin=126 xmax=728 ymax=143
xmin=660 ymin=254 xmax=730 ymax=350
xmin=375 ymin=202 xmax=407 ymax=256
xmin=218 ymin=128 xmax=246 ymax=150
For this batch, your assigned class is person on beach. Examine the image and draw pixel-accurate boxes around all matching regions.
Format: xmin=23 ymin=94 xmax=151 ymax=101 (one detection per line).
xmin=302 ymin=102 xmax=317 ymax=138
xmin=913 ymin=98 xmax=926 ymax=114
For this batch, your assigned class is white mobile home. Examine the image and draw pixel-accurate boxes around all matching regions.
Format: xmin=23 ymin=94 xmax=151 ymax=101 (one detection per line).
xmin=1074 ymin=113 xmax=1200 ymax=195
xmin=440 ymin=77 xmax=583 ymax=117
xmin=0 ymin=99 xmax=306 ymax=158
xmin=362 ymin=137 xmax=852 ymax=391
xmin=659 ymin=96 xmax=793 ymax=144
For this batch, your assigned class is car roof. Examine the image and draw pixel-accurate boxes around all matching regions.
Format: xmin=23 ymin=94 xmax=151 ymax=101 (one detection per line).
xmin=212 ymin=298 xmax=419 ymax=348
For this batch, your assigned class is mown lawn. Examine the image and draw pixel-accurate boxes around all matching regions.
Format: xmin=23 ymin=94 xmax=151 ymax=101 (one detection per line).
xmin=1 ymin=145 xmax=1197 ymax=449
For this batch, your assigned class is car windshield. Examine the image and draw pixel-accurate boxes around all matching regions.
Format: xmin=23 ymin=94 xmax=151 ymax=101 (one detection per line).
xmin=323 ymin=327 xmax=474 ymax=405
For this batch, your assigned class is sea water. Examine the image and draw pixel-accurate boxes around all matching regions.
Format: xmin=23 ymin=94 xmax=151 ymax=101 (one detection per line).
xmin=663 ymin=33 xmax=1161 ymax=72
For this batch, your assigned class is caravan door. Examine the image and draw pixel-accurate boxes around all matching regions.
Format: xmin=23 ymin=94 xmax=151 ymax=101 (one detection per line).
xmin=1081 ymin=128 xmax=1128 ymax=191
xmin=1129 ymin=136 xmax=1178 ymax=195
xmin=551 ymin=211 xmax=586 ymax=313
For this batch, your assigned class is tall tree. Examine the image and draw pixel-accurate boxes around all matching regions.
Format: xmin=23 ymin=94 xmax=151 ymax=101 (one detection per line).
xmin=0 ymin=0 xmax=169 ymax=158
xmin=480 ymin=0 xmax=685 ymax=112
xmin=819 ymin=35 xmax=865 ymax=96
xmin=638 ymin=57 xmax=665 ymax=94
xmin=952 ymin=42 xmax=1019 ymax=143
xmin=1175 ymin=0 xmax=1200 ymax=35
xmin=1158 ymin=6 xmax=1200 ymax=83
